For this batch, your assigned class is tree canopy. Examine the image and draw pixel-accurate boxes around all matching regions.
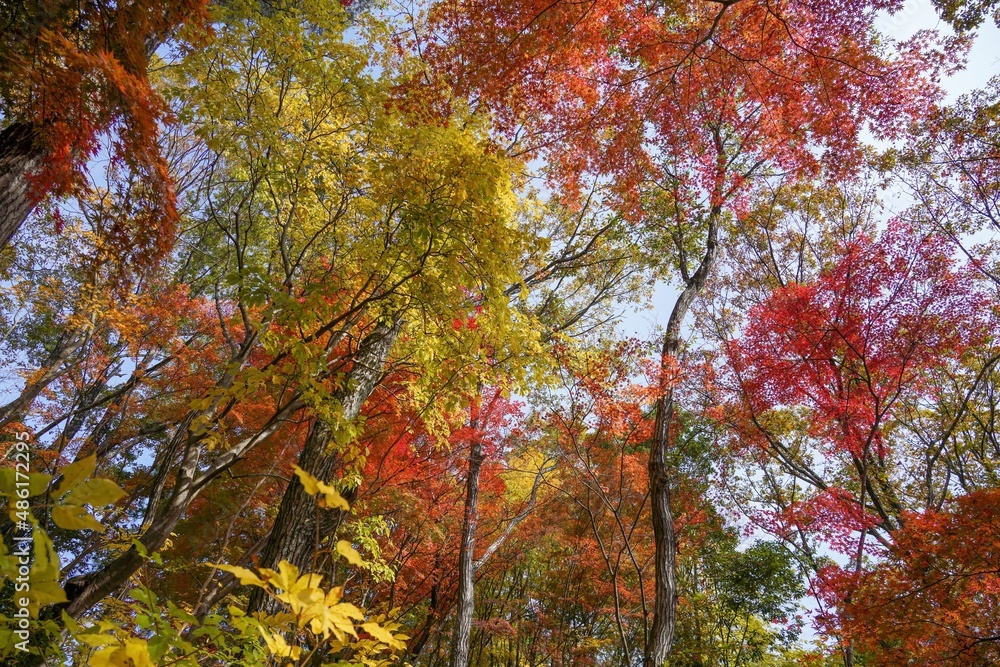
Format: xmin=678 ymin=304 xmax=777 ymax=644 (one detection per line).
xmin=1 ymin=1 xmax=998 ymax=666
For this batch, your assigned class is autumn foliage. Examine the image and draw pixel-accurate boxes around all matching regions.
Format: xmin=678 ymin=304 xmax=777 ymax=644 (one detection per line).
xmin=0 ymin=0 xmax=210 ymax=256
xmin=1 ymin=1 xmax=999 ymax=666
xmin=826 ymin=490 xmax=1000 ymax=666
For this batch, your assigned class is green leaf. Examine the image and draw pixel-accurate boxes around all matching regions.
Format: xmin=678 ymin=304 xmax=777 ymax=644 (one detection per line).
xmin=131 ymin=586 xmax=158 ymax=609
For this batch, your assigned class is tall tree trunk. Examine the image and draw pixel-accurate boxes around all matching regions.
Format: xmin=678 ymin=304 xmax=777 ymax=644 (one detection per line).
xmin=645 ymin=210 xmax=718 ymax=667
xmin=411 ymin=443 xmax=545 ymax=666
xmin=0 ymin=122 xmax=45 ymax=251
xmin=449 ymin=430 xmax=483 ymax=667
xmin=248 ymin=319 xmax=400 ymax=614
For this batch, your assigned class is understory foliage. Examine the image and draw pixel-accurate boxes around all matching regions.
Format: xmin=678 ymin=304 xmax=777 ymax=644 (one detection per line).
xmin=1 ymin=0 xmax=999 ymax=666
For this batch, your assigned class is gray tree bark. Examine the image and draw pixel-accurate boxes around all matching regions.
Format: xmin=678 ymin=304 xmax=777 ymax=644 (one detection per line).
xmin=448 ymin=407 xmax=549 ymax=667
xmin=449 ymin=433 xmax=483 ymax=667
xmin=645 ymin=208 xmax=719 ymax=667
xmin=0 ymin=123 xmax=45 ymax=251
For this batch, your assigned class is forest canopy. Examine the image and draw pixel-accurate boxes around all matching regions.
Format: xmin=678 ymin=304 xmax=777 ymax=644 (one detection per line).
xmin=1 ymin=1 xmax=999 ymax=666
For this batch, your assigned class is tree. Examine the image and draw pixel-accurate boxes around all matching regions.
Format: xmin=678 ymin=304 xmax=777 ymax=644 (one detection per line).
xmin=2 ymin=0 xmax=998 ymax=665
xmin=722 ymin=220 xmax=991 ymax=663
xmin=424 ymin=1 xmax=946 ymax=662
xmin=931 ymin=0 xmax=1000 ymax=32
xmin=0 ymin=0 xmax=209 ymax=256
xmin=5 ymin=0 xmax=535 ymax=631
xmin=900 ymin=75 xmax=1000 ymax=288
xmin=832 ymin=489 xmax=1000 ymax=666
xmin=1 ymin=4 xmax=652 ymax=663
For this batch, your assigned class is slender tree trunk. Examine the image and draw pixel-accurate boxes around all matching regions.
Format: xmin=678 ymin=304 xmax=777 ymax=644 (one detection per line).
xmin=645 ymin=210 xmax=718 ymax=667
xmin=407 ymin=579 xmax=447 ymax=660
xmin=449 ymin=430 xmax=483 ymax=667
xmin=0 ymin=324 xmax=91 ymax=430
xmin=193 ymin=532 xmax=271 ymax=621
xmin=0 ymin=122 xmax=45 ymax=251
xmin=646 ymin=392 xmax=679 ymax=667
xmin=248 ymin=319 xmax=400 ymax=614
xmin=412 ymin=448 xmax=545 ymax=665
xmin=63 ymin=423 xmax=207 ymax=617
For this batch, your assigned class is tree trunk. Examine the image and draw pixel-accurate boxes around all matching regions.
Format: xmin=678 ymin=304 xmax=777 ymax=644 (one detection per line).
xmin=449 ymin=432 xmax=483 ymax=667
xmin=248 ymin=319 xmax=400 ymax=614
xmin=0 ymin=122 xmax=45 ymax=251
xmin=0 ymin=324 xmax=91 ymax=430
xmin=645 ymin=210 xmax=718 ymax=667
xmin=60 ymin=321 xmax=398 ymax=623
xmin=57 ymin=334 xmax=322 ymax=619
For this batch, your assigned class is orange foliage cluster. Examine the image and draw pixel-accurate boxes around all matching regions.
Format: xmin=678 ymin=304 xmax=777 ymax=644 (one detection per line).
xmin=1 ymin=0 xmax=209 ymax=257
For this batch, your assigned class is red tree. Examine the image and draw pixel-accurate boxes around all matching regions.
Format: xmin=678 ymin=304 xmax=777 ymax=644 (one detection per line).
xmin=725 ymin=222 xmax=990 ymax=662
xmin=829 ymin=490 xmax=1000 ymax=666
xmin=425 ymin=2 xmax=952 ymax=662
xmin=0 ymin=0 xmax=209 ymax=256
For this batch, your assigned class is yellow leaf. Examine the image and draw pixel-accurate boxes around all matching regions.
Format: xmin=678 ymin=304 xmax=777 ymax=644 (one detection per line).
xmin=259 ymin=627 xmax=302 ymax=659
xmin=261 ymin=560 xmax=302 ymax=593
xmin=73 ymin=628 xmax=119 ymax=647
xmin=293 ymin=466 xmax=322 ymax=496
xmin=29 ymin=578 xmax=68 ymax=611
xmin=89 ymin=638 xmax=155 ymax=667
xmin=293 ymin=585 xmax=325 ymax=607
xmin=0 ymin=468 xmax=45 ymax=500
xmin=336 ymin=540 xmax=364 ymax=567
xmin=89 ymin=646 xmax=119 ymax=667
xmin=362 ymin=621 xmax=406 ymax=650
xmin=29 ymin=527 xmax=58 ymax=578
xmin=25 ymin=529 xmax=66 ymax=615
xmin=51 ymin=504 xmax=105 ymax=532
xmin=292 ymin=465 xmax=349 ymax=511
xmin=210 ymin=563 xmax=268 ymax=589
xmin=324 ymin=585 xmax=344 ymax=606
xmin=332 ymin=602 xmax=365 ymax=620
xmin=63 ymin=478 xmax=126 ymax=506
xmin=26 ymin=472 xmax=52 ymax=497
xmin=55 ymin=455 xmax=97 ymax=497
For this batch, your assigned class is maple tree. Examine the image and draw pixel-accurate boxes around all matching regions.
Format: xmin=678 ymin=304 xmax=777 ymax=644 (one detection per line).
xmin=716 ymin=211 xmax=997 ymax=664
xmin=422 ymin=0 xmax=952 ymax=662
xmin=827 ymin=489 xmax=1000 ymax=666
xmin=0 ymin=0 xmax=210 ymax=257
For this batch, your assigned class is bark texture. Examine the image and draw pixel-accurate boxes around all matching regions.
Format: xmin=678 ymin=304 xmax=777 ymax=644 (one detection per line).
xmin=248 ymin=319 xmax=400 ymax=614
xmin=645 ymin=209 xmax=719 ymax=667
xmin=449 ymin=434 xmax=483 ymax=667
xmin=0 ymin=122 xmax=45 ymax=251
